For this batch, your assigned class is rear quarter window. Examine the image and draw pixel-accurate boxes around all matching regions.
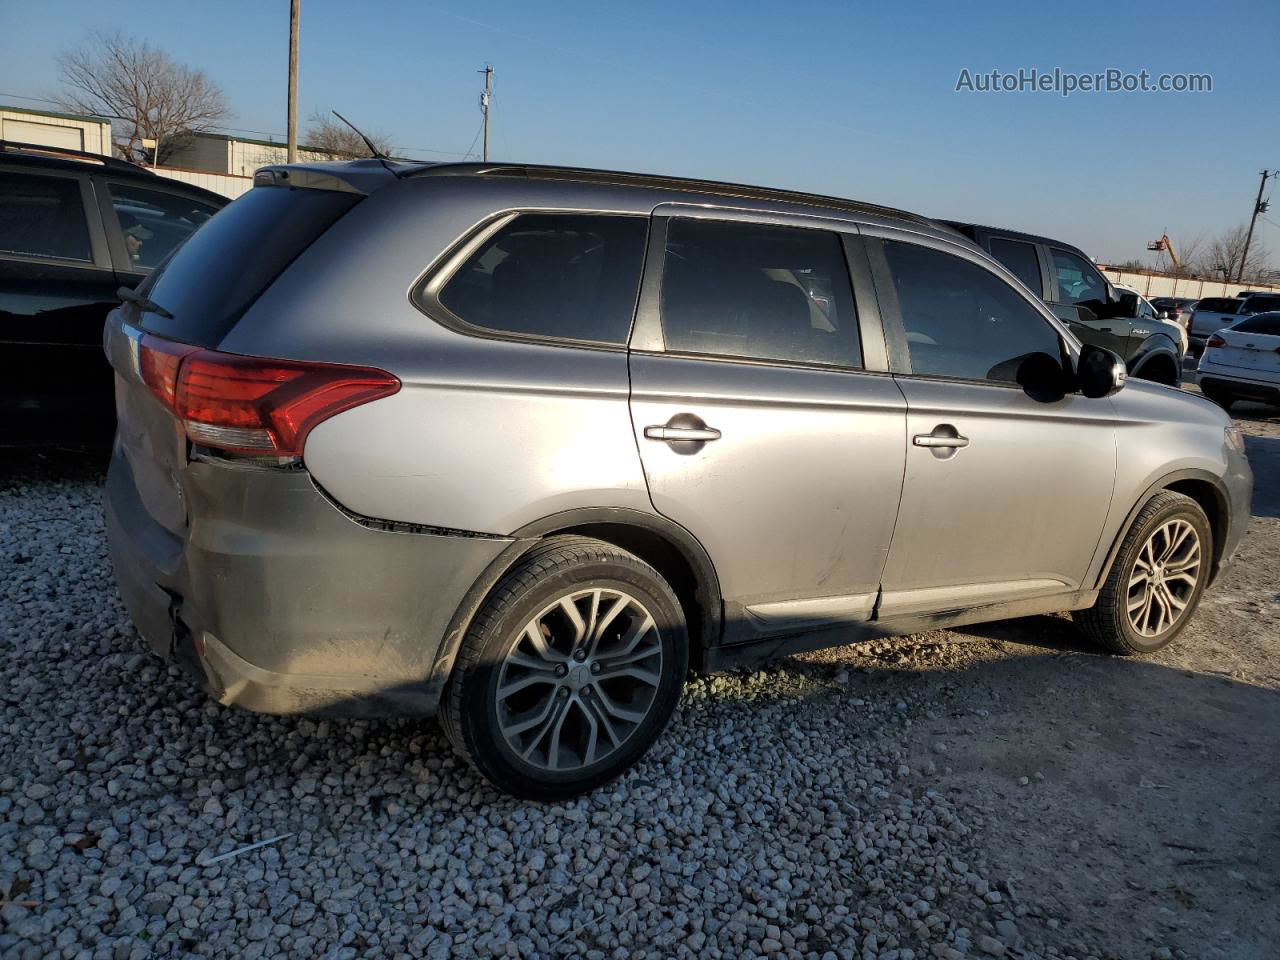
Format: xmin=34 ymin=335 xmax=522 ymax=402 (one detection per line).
xmin=433 ymin=213 xmax=648 ymax=345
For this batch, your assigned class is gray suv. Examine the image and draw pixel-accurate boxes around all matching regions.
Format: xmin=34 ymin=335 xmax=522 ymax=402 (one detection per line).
xmin=104 ymin=161 xmax=1252 ymax=798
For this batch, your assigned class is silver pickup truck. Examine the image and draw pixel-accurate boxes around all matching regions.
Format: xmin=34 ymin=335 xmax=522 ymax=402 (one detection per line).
xmin=1190 ymin=293 xmax=1280 ymax=355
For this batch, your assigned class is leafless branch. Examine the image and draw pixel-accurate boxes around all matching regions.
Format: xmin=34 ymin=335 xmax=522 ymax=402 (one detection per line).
xmin=54 ymin=30 xmax=228 ymax=162
xmin=304 ymin=111 xmax=393 ymax=159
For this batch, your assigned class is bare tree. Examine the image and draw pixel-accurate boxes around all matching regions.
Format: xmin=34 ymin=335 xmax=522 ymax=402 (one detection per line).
xmin=303 ymin=112 xmax=393 ymax=159
xmin=1166 ymin=234 xmax=1203 ymax=279
xmin=56 ymin=31 xmax=228 ymax=163
xmin=1193 ymin=224 xmax=1279 ymax=283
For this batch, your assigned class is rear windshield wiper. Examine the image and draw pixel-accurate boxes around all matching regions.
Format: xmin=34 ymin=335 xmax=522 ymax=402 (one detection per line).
xmin=117 ymin=286 xmax=174 ymax=320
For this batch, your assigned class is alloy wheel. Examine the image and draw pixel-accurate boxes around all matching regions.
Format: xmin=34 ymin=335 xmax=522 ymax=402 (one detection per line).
xmin=1127 ymin=518 xmax=1202 ymax=637
xmin=495 ymin=587 xmax=663 ymax=772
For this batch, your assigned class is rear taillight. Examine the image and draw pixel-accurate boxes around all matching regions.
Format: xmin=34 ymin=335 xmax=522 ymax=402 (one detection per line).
xmin=1205 ymin=334 xmax=1226 ymax=349
xmin=136 ymin=335 xmax=399 ymax=456
xmin=139 ymin=335 xmax=195 ymax=408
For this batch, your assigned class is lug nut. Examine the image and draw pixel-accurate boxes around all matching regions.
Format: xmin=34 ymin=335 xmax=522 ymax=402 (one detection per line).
xmin=590 ymin=663 xmax=600 ymax=674
xmin=574 ymin=649 xmax=587 ymax=661
xmin=555 ymin=664 xmax=568 ymax=677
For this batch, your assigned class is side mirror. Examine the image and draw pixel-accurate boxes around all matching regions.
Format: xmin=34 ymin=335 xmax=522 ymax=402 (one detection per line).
xmin=1076 ymin=343 xmax=1127 ymax=398
xmin=1115 ymin=292 xmax=1140 ymax=319
xmin=1156 ymin=310 xmax=1171 ymax=321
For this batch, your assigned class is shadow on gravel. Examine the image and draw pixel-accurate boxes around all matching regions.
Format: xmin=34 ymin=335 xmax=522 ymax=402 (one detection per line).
xmin=751 ymin=625 xmax=1280 ymax=960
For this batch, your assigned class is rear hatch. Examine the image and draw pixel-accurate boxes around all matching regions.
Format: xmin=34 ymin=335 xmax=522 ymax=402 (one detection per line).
xmin=104 ymin=183 xmax=364 ymax=536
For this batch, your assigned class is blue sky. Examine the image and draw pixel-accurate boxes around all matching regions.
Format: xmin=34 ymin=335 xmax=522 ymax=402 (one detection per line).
xmin=3 ymin=0 xmax=1278 ymax=263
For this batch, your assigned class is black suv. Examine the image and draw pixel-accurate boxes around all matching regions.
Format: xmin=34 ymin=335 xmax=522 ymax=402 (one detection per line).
xmin=0 ymin=142 xmax=226 ymax=448
xmin=947 ymin=222 xmax=1184 ymax=385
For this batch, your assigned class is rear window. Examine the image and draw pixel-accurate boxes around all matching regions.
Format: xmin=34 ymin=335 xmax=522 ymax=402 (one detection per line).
xmin=1241 ymin=295 xmax=1280 ymax=314
xmin=1233 ymin=312 xmax=1280 ymax=335
xmin=1197 ymin=298 xmax=1240 ymax=314
xmin=138 ymin=186 xmax=360 ymax=346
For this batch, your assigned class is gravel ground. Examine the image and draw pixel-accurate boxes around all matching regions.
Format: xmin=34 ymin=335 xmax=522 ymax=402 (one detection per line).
xmin=2 ymin=400 xmax=1277 ymax=960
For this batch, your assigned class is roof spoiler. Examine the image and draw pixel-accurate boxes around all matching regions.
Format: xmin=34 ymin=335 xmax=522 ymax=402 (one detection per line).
xmin=254 ymin=157 xmax=437 ymax=196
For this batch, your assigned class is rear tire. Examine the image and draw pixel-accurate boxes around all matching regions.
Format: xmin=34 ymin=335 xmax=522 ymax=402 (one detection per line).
xmin=1075 ymin=492 xmax=1212 ymax=655
xmin=439 ymin=536 xmax=688 ymax=800
xmin=1200 ymin=386 xmax=1234 ymax=410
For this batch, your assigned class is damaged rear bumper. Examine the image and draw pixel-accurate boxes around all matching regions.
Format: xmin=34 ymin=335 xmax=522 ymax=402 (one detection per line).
xmin=105 ymin=445 xmax=512 ymax=716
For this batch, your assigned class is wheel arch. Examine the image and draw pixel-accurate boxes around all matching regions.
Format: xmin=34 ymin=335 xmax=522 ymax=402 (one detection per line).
xmin=1094 ymin=469 xmax=1231 ymax=590
xmin=429 ymin=508 xmax=723 ymax=690
xmin=1129 ymin=342 xmax=1182 ymax=385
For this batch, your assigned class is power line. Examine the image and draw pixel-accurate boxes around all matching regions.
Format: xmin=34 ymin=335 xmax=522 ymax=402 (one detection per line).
xmin=1 ymin=91 xmax=473 ymax=159
xmin=462 ymin=118 xmax=484 ymax=161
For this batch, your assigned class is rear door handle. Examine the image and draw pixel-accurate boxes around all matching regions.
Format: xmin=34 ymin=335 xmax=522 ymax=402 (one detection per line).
xmin=644 ymin=425 xmax=722 ymax=442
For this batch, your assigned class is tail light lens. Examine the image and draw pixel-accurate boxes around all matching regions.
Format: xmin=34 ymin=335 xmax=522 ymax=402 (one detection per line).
xmin=1205 ymin=334 xmax=1226 ymax=349
xmin=137 ymin=334 xmax=399 ymax=456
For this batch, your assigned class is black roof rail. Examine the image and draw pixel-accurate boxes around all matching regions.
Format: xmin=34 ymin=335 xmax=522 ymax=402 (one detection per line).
xmin=0 ymin=140 xmax=150 ymax=174
xmin=406 ymin=161 xmax=932 ymax=225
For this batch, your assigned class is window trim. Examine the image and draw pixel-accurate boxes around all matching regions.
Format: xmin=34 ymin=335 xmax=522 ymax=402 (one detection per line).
xmin=0 ymin=165 xmax=110 ymax=269
xmin=631 ymin=207 xmax=883 ymax=375
xmin=98 ymin=177 xmax=226 ymax=276
xmin=411 ymin=208 xmax=650 ymax=352
xmin=860 ymin=224 xmax=1078 ymax=389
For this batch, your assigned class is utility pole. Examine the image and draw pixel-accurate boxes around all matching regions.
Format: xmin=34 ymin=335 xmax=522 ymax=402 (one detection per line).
xmin=1237 ymin=168 xmax=1272 ymax=282
xmin=480 ymin=64 xmax=493 ymax=162
xmin=287 ymin=0 xmax=300 ymax=163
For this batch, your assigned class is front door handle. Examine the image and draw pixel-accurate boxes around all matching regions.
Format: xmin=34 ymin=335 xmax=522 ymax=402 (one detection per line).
xmin=913 ymin=425 xmax=969 ymax=459
xmin=644 ymin=424 xmax=722 ymax=442
xmin=913 ymin=434 xmax=969 ymax=448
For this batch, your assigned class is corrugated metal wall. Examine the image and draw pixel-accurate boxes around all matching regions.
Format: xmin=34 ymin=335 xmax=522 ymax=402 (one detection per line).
xmin=0 ymin=109 xmax=112 ymax=155
xmin=1100 ymin=270 xmax=1280 ymax=300
xmin=153 ymin=167 xmax=254 ymax=199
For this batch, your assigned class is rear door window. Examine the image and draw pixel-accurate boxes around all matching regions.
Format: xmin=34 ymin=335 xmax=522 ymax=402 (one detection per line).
xmin=0 ymin=170 xmax=92 ymax=262
xmin=1196 ymin=298 xmax=1240 ymax=314
xmin=988 ymin=237 xmax=1042 ymax=294
xmin=437 ymin=213 xmax=648 ymax=345
xmin=1050 ymin=248 xmax=1108 ymax=306
xmin=658 ymin=218 xmax=861 ymax=368
xmin=108 ymin=183 xmax=221 ymax=271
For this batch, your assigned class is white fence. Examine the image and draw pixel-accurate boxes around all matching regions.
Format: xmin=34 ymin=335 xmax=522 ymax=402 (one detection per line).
xmin=153 ymin=166 xmax=253 ymax=199
xmin=1099 ymin=269 xmax=1280 ymax=301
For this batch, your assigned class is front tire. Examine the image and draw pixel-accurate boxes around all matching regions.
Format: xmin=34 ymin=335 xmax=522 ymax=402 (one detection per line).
xmin=1076 ymin=492 xmax=1212 ymax=655
xmin=439 ymin=536 xmax=688 ymax=800
xmin=1200 ymin=385 xmax=1235 ymax=410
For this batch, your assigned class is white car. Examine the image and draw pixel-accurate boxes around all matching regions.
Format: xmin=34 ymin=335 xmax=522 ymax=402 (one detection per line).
xmin=1197 ymin=311 xmax=1280 ymax=410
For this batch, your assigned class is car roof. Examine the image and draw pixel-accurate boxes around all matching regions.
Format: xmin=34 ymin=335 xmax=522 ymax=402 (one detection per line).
xmin=0 ymin=141 xmax=227 ymax=206
xmin=943 ymin=220 xmax=1095 ymax=260
xmin=259 ymin=158 xmax=969 ymax=241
